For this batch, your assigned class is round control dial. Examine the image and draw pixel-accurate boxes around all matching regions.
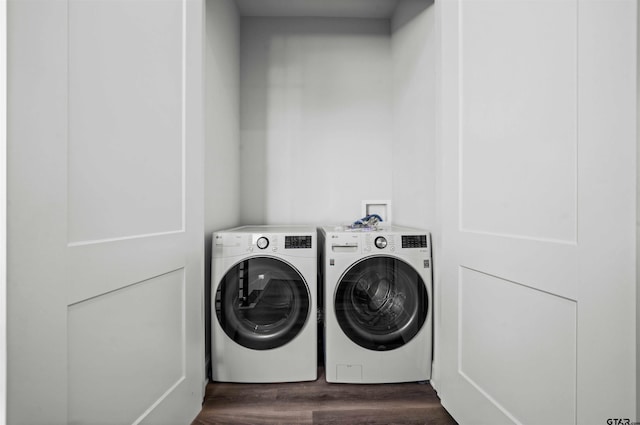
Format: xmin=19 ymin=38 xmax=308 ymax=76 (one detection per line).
xmin=374 ymin=236 xmax=388 ymax=249
xmin=256 ymin=237 xmax=269 ymax=250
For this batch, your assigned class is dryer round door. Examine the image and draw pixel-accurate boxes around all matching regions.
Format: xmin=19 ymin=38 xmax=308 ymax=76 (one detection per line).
xmin=334 ymin=256 xmax=428 ymax=351
xmin=215 ymin=256 xmax=311 ymax=350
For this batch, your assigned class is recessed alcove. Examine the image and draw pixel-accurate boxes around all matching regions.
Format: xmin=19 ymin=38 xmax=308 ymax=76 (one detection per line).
xmin=206 ymin=0 xmax=436 ymax=229
xmin=204 ymin=0 xmax=437 ymax=372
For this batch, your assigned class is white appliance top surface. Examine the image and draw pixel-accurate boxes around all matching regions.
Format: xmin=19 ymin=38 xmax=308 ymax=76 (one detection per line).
xmin=222 ymin=225 xmax=317 ymax=234
xmin=320 ymin=224 xmax=430 ymax=234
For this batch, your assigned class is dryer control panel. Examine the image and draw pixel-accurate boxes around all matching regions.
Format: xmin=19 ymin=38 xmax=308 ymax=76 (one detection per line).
xmin=213 ymin=228 xmax=316 ymax=259
xmin=285 ymin=235 xmax=313 ymax=249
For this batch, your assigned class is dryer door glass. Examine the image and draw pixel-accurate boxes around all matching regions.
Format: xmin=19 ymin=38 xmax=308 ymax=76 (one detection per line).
xmin=335 ymin=256 xmax=428 ymax=351
xmin=215 ymin=257 xmax=310 ymax=350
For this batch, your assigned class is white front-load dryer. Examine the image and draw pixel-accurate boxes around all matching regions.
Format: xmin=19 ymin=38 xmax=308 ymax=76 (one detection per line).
xmin=320 ymin=225 xmax=432 ymax=384
xmin=211 ymin=225 xmax=317 ymax=383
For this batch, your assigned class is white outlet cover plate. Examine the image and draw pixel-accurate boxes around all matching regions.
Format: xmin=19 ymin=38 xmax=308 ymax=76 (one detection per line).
xmin=361 ymin=200 xmax=391 ymax=224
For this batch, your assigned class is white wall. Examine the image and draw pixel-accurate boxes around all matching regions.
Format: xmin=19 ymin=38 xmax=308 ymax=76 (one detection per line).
xmin=205 ymin=0 xmax=241 ymax=236
xmin=391 ymin=0 xmax=436 ymax=230
xmin=239 ymin=17 xmax=393 ymax=225
xmin=637 ymin=1 xmax=640 ymax=418
xmin=0 ymin=2 xmax=6 ymax=422
xmin=390 ymin=0 xmax=438 ymax=390
xmin=205 ymin=0 xmax=241 ymax=373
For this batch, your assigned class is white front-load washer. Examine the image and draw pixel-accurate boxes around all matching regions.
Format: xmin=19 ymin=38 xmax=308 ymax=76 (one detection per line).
xmin=211 ymin=225 xmax=317 ymax=383
xmin=319 ymin=225 xmax=432 ymax=383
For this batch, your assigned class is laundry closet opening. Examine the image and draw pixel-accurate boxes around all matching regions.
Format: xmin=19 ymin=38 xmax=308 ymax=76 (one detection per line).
xmin=205 ymin=0 xmax=438 ymax=380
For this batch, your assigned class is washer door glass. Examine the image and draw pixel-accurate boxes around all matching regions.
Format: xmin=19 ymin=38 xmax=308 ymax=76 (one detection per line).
xmin=216 ymin=257 xmax=310 ymax=350
xmin=335 ymin=256 xmax=428 ymax=351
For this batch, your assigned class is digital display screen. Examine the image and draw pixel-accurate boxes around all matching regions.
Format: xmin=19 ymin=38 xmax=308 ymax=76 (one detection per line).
xmin=401 ymin=235 xmax=428 ymax=249
xmin=285 ymin=236 xmax=312 ymax=249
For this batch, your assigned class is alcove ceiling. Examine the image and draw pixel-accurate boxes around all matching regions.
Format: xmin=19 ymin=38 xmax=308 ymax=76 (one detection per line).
xmin=235 ymin=0 xmax=401 ymax=18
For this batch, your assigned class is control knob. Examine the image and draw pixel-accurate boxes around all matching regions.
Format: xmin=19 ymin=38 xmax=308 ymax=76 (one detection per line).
xmin=256 ymin=237 xmax=269 ymax=250
xmin=374 ymin=236 xmax=387 ymax=249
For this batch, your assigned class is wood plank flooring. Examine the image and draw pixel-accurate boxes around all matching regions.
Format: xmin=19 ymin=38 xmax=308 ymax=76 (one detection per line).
xmin=192 ymin=368 xmax=457 ymax=425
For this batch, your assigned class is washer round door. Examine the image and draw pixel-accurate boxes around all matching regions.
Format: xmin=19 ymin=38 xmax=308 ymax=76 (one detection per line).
xmin=335 ymin=256 xmax=428 ymax=351
xmin=215 ymin=256 xmax=311 ymax=350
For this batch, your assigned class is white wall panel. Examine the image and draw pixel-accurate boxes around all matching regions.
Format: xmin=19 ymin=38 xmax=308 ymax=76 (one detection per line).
xmin=68 ymin=270 xmax=185 ymax=425
xmin=459 ymin=0 xmax=577 ymax=244
xmin=8 ymin=1 xmax=205 ymax=424
xmin=7 ymin=2 xmax=69 ymax=422
xmin=637 ymin=2 xmax=640 ymax=416
xmin=206 ymin=0 xmax=240 ymax=234
xmin=240 ymin=17 xmax=393 ymax=225
xmin=67 ymin=0 xmax=184 ymax=244
xmin=439 ymin=1 xmax=637 ymax=423
xmin=391 ymin=0 xmax=436 ymax=229
xmin=577 ymin=1 xmax=637 ymax=420
xmin=636 ymin=2 xmax=640 ymax=417
xmin=459 ymin=267 xmax=576 ymax=425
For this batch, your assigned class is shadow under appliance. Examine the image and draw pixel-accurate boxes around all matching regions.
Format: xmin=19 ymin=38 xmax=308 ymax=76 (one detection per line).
xmin=211 ymin=225 xmax=317 ymax=383
xmin=319 ymin=225 xmax=432 ymax=383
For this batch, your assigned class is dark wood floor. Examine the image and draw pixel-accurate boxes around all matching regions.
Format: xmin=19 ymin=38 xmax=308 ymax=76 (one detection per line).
xmin=192 ymin=368 xmax=457 ymax=425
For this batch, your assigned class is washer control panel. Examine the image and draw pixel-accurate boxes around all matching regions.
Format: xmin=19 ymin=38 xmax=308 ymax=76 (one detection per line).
xmin=361 ymin=232 xmax=429 ymax=254
xmin=401 ymin=235 xmax=428 ymax=249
